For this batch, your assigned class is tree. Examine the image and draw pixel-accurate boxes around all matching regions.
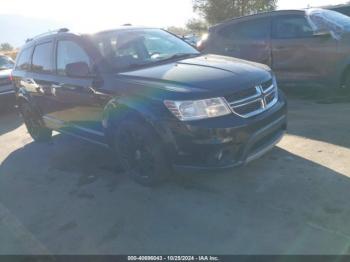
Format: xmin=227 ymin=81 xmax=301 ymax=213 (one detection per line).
xmin=193 ymin=0 xmax=277 ymax=25
xmin=166 ymin=26 xmax=189 ymax=36
xmin=186 ymin=18 xmax=208 ymax=34
xmin=0 ymin=43 xmax=14 ymax=52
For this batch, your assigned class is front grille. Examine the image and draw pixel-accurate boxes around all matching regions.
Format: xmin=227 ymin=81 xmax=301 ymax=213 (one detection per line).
xmin=265 ymin=91 xmax=276 ymax=105
xmin=261 ymin=79 xmax=273 ymax=92
xmin=225 ymin=88 xmax=258 ymax=102
xmin=234 ymin=99 xmax=263 ymax=116
xmin=225 ymin=78 xmax=278 ymax=118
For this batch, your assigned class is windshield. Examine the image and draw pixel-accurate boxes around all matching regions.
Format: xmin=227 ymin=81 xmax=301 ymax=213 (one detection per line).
xmin=309 ymin=9 xmax=350 ymax=35
xmin=89 ymin=29 xmax=199 ymax=71
xmin=0 ymin=56 xmax=14 ymax=70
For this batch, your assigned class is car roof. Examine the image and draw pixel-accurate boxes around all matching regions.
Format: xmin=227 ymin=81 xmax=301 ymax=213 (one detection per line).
xmin=19 ymin=26 xmax=162 ymax=51
xmin=18 ymin=26 xmax=162 ymax=52
xmin=211 ymin=9 xmax=307 ymax=28
xmin=91 ymin=26 xmax=160 ymax=36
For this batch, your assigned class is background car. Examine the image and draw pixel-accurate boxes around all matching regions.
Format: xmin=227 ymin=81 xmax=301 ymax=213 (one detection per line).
xmin=202 ymin=8 xmax=350 ymax=89
xmin=182 ymin=34 xmax=199 ymax=46
xmin=0 ymin=55 xmax=15 ymax=109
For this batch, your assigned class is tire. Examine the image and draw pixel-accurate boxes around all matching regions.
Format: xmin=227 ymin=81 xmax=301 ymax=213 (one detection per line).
xmin=112 ymin=116 xmax=171 ymax=186
xmin=19 ymin=102 xmax=52 ymax=142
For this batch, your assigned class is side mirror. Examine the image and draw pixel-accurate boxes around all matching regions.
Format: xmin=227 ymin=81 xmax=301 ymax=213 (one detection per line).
xmin=65 ymin=62 xmax=90 ymax=78
xmin=313 ymin=30 xmax=332 ymax=38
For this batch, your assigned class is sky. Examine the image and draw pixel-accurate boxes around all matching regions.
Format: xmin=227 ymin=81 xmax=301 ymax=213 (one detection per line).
xmin=0 ymin=0 xmax=348 ymax=46
xmin=0 ymin=0 xmax=348 ymax=32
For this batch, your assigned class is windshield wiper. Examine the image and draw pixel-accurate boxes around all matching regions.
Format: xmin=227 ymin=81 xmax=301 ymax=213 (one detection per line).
xmin=117 ymin=53 xmax=200 ymax=72
xmin=159 ymin=53 xmax=199 ymax=63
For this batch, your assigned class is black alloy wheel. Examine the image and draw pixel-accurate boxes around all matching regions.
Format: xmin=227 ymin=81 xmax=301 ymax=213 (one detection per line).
xmin=113 ymin=118 xmax=170 ymax=186
xmin=20 ymin=102 xmax=52 ymax=142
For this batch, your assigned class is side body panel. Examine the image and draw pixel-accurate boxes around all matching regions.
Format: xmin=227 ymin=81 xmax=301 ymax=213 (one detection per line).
xmin=206 ymin=16 xmax=272 ymax=67
xmin=270 ymin=13 xmax=339 ymax=84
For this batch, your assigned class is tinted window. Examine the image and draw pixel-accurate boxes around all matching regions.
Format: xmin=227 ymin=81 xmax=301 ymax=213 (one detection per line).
xmin=219 ymin=18 xmax=271 ymax=40
xmin=32 ymin=42 xmax=53 ymax=73
xmin=272 ymin=15 xmax=313 ymax=39
xmin=15 ymin=48 xmax=33 ymax=71
xmin=309 ymin=9 xmax=349 ymax=35
xmin=56 ymin=40 xmax=90 ymax=76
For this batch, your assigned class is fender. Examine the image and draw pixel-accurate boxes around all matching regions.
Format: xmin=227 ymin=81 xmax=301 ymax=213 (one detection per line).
xmin=102 ymin=95 xmax=178 ymax=153
xmin=102 ymin=95 xmax=162 ymax=129
xmin=16 ymin=87 xmax=42 ymax=116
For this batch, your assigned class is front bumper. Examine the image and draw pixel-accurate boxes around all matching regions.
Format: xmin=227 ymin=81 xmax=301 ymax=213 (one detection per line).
xmin=161 ymin=91 xmax=287 ymax=171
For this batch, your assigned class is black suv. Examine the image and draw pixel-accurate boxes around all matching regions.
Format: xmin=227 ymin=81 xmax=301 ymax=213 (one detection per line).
xmin=12 ymin=27 xmax=287 ymax=186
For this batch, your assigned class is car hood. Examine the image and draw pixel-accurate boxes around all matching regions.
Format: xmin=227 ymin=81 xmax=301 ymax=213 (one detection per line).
xmin=118 ymin=54 xmax=272 ymax=96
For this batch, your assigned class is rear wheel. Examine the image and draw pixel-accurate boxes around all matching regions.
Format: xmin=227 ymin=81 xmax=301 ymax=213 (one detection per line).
xmin=19 ymin=102 xmax=52 ymax=142
xmin=112 ymin=117 xmax=171 ymax=186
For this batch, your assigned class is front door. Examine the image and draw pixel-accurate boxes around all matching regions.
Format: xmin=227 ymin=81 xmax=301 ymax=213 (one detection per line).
xmin=271 ymin=14 xmax=338 ymax=84
xmin=217 ymin=17 xmax=272 ymax=66
xmin=48 ymin=37 xmax=107 ymax=143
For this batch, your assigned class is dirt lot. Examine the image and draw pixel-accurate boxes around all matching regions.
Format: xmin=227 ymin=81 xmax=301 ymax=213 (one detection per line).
xmin=0 ymin=95 xmax=349 ymax=255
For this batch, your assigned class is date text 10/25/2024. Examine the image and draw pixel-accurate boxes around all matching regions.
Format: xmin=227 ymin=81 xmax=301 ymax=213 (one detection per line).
xmin=127 ymin=256 xmax=220 ymax=261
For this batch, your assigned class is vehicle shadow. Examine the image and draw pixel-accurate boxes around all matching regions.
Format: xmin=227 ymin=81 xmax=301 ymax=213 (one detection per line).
xmin=1 ymin=134 xmax=350 ymax=254
xmin=0 ymin=108 xmax=22 ymax=136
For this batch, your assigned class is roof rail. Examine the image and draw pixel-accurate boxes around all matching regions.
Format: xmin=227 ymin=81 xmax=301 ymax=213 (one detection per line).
xmin=25 ymin=28 xmax=70 ymax=43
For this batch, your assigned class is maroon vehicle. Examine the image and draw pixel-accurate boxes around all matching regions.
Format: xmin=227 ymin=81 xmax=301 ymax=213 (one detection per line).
xmin=201 ymin=8 xmax=350 ymax=88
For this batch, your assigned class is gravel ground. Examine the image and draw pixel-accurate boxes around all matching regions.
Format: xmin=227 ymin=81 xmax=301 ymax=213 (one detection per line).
xmin=0 ymin=96 xmax=349 ymax=255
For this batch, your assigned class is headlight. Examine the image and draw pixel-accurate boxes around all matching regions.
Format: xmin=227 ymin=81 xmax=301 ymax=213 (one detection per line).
xmin=164 ymin=97 xmax=231 ymax=121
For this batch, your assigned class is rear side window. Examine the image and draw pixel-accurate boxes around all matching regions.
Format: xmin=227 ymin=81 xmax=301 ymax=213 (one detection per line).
xmin=32 ymin=42 xmax=53 ymax=73
xmin=219 ymin=18 xmax=271 ymax=40
xmin=56 ymin=40 xmax=90 ymax=76
xmin=15 ymin=47 xmax=33 ymax=71
xmin=272 ymin=15 xmax=314 ymax=39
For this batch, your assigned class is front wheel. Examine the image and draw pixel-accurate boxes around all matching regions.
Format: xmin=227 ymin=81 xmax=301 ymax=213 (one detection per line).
xmin=19 ymin=102 xmax=52 ymax=142
xmin=112 ymin=118 xmax=171 ymax=186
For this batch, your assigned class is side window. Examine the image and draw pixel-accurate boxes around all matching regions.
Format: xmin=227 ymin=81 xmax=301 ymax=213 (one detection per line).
xmin=219 ymin=18 xmax=271 ymax=41
xmin=56 ymin=40 xmax=90 ymax=76
xmin=144 ymin=35 xmax=177 ymax=55
xmin=15 ymin=47 xmax=33 ymax=71
xmin=115 ymin=42 xmax=139 ymax=59
xmin=32 ymin=42 xmax=53 ymax=73
xmin=272 ymin=15 xmax=314 ymax=39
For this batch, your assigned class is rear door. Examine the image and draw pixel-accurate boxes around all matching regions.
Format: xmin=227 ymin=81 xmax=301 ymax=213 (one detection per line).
xmin=26 ymin=41 xmax=57 ymax=118
xmin=271 ymin=14 xmax=337 ymax=83
xmin=213 ymin=17 xmax=272 ymax=66
xmin=13 ymin=46 xmax=33 ymax=98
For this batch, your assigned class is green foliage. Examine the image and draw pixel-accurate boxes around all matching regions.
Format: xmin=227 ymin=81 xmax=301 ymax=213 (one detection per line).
xmin=186 ymin=18 xmax=208 ymax=34
xmin=0 ymin=42 xmax=13 ymax=52
xmin=166 ymin=26 xmax=190 ymax=36
xmin=193 ymin=0 xmax=277 ymax=25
